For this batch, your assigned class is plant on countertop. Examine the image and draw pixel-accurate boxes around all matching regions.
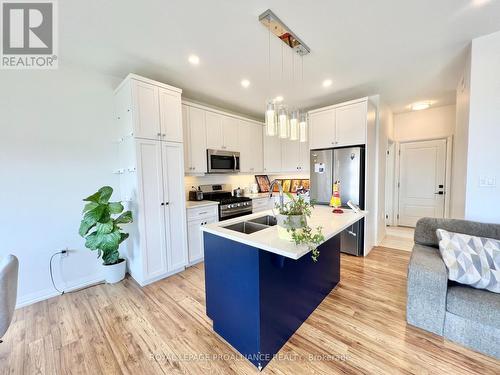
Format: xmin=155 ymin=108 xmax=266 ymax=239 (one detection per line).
xmin=79 ymin=186 xmax=133 ymax=265
xmin=276 ymin=193 xmax=325 ymax=262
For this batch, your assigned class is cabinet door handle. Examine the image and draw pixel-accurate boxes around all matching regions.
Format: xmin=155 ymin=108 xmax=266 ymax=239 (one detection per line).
xmin=157 ymin=132 xmax=162 ymax=137
xmin=161 ymin=202 xmax=164 ymax=206
xmin=198 ymin=211 xmax=208 ymax=215
xmin=162 ymin=133 xmax=166 ymax=137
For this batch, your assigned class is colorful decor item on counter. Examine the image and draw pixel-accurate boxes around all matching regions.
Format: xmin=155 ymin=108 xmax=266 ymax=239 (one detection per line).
xmin=290 ymin=179 xmax=301 ymax=193
xmin=300 ymin=179 xmax=310 ymax=190
xmin=272 ymin=179 xmax=282 ymax=192
xmin=330 ymin=181 xmax=344 ymax=214
xmin=255 ymin=175 xmax=271 ymax=193
xmin=282 ymin=179 xmax=291 ymax=193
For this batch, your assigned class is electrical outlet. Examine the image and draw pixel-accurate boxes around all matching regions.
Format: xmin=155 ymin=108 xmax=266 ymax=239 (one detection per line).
xmin=479 ymin=176 xmax=497 ymax=188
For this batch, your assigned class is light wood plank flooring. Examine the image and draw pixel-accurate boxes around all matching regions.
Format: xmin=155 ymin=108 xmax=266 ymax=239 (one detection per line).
xmin=1 ymin=247 xmax=498 ymax=374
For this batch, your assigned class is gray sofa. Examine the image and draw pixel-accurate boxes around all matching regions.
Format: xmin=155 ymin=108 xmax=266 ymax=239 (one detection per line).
xmin=407 ymin=218 xmax=500 ymax=359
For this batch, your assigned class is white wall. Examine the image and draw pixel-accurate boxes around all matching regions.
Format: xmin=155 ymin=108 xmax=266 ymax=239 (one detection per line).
xmin=464 ymin=31 xmax=500 ymax=223
xmin=0 ymin=66 xmax=121 ymax=307
xmin=393 ymin=105 xmax=456 ymax=142
xmin=375 ymin=101 xmax=394 ymax=244
xmin=451 ymin=47 xmax=471 ymax=219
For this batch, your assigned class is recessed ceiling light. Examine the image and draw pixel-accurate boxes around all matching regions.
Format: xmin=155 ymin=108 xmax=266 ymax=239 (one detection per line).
xmin=411 ymin=102 xmax=431 ymax=111
xmin=241 ymin=79 xmax=250 ymax=88
xmin=472 ymin=0 xmax=490 ymax=7
xmin=188 ymin=54 xmax=200 ymax=65
xmin=322 ymin=79 xmax=333 ymax=88
xmin=274 ymin=96 xmax=284 ymax=102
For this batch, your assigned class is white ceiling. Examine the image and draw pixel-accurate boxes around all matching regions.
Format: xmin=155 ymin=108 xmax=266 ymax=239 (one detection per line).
xmin=61 ymin=0 xmax=500 ymax=118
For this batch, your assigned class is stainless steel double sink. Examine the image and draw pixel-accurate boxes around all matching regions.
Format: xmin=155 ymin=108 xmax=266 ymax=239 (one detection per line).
xmin=223 ymin=215 xmax=277 ymax=234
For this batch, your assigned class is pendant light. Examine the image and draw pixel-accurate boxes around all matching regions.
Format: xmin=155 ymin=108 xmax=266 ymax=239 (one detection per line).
xmin=265 ymin=101 xmax=277 ymax=136
xmin=299 ymin=112 xmax=308 ymax=143
xmin=278 ymin=105 xmax=289 ymax=139
xmin=290 ymin=110 xmax=299 ymax=141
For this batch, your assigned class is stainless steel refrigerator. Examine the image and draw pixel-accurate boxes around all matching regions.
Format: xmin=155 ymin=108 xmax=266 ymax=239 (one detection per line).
xmin=310 ymin=146 xmax=365 ymax=256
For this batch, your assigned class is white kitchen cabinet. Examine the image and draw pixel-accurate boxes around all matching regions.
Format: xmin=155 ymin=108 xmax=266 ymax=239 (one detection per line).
xmin=128 ymin=140 xmax=188 ymax=285
xmin=186 ymin=205 xmax=218 ymax=265
xmin=222 ymin=116 xmax=239 ymax=152
xmin=206 ymin=111 xmax=239 ymax=151
xmin=159 ymin=88 xmax=183 ymax=142
xmin=298 ymin=141 xmax=310 ymax=172
xmin=162 ymin=143 xmax=188 ymax=270
xmin=118 ymin=76 xmax=183 ymax=142
xmin=131 ymin=80 xmax=161 ymax=140
xmin=281 ymin=138 xmax=301 ymax=172
xmin=114 ymin=74 xmax=188 ymax=286
xmin=263 ymin=128 xmax=282 ymax=173
xmin=238 ymin=120 xmax=263 ymax=173
xmin=205 ymin=111 xmax=223 ymax=150
xmin=309 ymin=109 xmax=336 ymax=150
xmin=335 ymin=101 xmax=367 ymax=146
xmin=183 ymin=105 xmax=207 ymax=173
xmin=308 ymin=99 xmax=368 ymax=150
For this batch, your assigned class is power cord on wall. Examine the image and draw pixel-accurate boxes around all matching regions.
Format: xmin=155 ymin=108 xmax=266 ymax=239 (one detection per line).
xmin=49 ymin=250 xmax=104 ymax=295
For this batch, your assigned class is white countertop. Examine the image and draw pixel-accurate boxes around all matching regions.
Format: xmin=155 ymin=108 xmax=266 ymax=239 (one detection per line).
xmin=185 ymin=200 xmax=219 ymax=209
xmin=201 ymin=206 xmax=367 ymax=260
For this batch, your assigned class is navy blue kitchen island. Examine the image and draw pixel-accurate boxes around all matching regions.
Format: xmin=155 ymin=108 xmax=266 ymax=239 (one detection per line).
xmin=202 ymin=207 xmax=366 ymax=370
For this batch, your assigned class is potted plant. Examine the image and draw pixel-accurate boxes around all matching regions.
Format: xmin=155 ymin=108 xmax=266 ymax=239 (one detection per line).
xmin=78 ymin=186 xmax=133 ymax=283
xmin=275 ymin=193 xmax=325 ymax=262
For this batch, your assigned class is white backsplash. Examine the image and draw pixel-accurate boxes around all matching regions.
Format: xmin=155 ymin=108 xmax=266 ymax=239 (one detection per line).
xmin=184 ymin=172 xmax=309 ymax=198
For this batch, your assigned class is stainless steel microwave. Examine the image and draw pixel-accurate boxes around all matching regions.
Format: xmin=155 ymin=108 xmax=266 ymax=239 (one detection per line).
xmin=207 ymin=149 xmax=240 ymax=173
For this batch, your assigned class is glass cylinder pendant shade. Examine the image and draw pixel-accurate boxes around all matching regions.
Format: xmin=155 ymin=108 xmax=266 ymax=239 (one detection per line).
xmin=289 ymin=110 xmax=299 ymax=141
xmin=278 ymin=106 xmax=289 ymax=139
xmin=265 ymin=102 xmax=277 ymax=136
xmin=299 ymin=112 xmax=308 ymax=143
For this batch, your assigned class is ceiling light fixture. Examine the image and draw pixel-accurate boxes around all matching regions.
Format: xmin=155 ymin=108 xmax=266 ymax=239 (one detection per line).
xmin=241 ymin=79 xmax=250 ymax=88
xmin=322 ymin=79 xmax=333 ymax=88
xmin=472 ymin=0 xmax=491 ymax=7
xmin=260 ymin=9 xmax=310 ymax=140
xmin=188 ymin=54 xmax=200 ymax=65
xmin=411 ymin=102 xmax=431 ymax=111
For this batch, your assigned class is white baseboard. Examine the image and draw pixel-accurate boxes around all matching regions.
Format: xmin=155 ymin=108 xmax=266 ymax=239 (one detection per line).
xmin=16 ymin=274 xmax=104 ymax=309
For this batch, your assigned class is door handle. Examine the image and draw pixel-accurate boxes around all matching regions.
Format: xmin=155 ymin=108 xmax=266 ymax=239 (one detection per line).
xmin=434 ymin=192 xmax=444 ymax=195
xmin=348 ymin=230 xmax=356 ymax=237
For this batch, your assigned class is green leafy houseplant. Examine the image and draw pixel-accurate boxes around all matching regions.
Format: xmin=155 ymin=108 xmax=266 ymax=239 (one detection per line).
xmin=79 ymin=186 xmax=133 ymax=265
xmin=276 ymin=193 xmax=325 ymax=262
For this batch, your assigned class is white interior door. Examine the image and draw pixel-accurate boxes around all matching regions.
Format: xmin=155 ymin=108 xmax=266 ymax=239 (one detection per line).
xmin=398 ymin=139 xmax=447 ymax=227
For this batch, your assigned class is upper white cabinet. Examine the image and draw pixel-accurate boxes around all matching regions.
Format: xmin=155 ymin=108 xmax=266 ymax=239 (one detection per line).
xmin=309 ymin=110 xmax=336 ymax=149
xmin=263 ymin=127 xmax=282 ymax=173
xmin=206 ymin=111 xmax=239 ymax=151
xmin=131 ymin=80 xmax=161 ymax=140
xmin=183 ymin=105 xmax=207 ymax=173
xmin=116 ymin=74 xmax=183 ymax=142
xmin=238 ymin=120 xmax=263 ymax=173
xmin=159 ymin=88 xmax=183 ymax=142
xmin=309 ymin=99 xmax=368 ymax=150
xmin=335 ymin=101 xmax=367 ymax=147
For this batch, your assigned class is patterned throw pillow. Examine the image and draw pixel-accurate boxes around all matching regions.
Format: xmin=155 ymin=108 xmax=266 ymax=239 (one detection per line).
xmin=436 ymin=229 xmax=500 ymax=293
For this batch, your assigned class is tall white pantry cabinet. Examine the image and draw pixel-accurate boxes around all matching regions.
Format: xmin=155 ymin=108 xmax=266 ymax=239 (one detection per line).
xmin=114 ymin=74 xmax=188 ymax=286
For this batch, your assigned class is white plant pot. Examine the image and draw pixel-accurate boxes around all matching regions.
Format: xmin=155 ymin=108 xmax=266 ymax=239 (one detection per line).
xmin=103 ymin=259 xmax=126 ymax=284
xmin=276 ymin=214 xmax=307 ymax=241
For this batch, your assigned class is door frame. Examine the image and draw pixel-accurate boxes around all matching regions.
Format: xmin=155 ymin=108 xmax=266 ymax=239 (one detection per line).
xmin=394 ymin=136 xmax=453 ymax=226
xmin=385 ymin=141 xmax=396 ymax=226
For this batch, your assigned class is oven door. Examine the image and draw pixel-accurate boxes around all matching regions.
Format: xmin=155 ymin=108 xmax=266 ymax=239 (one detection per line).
xmin=207 ymin=149 xmax=240 ymax=173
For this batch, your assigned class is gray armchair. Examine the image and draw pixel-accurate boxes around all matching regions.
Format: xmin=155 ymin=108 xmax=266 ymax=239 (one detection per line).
xmin=0 ymin=255 xmax=19 ymax=342
xmin=407 ymin=218 xmax=500 ymax=359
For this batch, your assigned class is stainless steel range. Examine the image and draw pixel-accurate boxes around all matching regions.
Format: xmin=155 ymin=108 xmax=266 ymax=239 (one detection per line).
xmin=199 ymin=184 xmax=252 ymax=221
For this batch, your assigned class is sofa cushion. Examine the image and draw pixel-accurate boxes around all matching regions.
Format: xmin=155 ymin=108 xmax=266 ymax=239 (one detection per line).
xmin=446 ymin=285 xmax=500 ymax=329
xmin=437 ymin=229 xmax=500 ymax=293
xmin=415 ymin=217 xmax=500 ymax=248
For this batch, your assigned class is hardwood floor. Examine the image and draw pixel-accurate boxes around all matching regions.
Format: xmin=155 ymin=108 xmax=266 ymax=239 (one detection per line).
xmin=1 ymin=247 xmax=498 ymax=374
